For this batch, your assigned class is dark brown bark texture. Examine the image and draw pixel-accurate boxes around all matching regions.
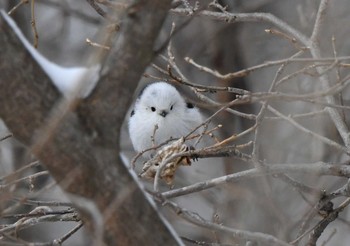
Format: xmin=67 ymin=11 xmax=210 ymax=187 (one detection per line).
xmin=0 ymin=0 xmax=181 ymax=245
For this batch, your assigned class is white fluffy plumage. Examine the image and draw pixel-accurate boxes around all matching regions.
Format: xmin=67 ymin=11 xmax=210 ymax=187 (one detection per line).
xmin=128 ymin=82 xmax=203 ymax=153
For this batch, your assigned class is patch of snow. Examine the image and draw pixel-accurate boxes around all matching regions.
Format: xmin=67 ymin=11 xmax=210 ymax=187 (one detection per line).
xmin=1 ymin=10 xmax=100 ymax=97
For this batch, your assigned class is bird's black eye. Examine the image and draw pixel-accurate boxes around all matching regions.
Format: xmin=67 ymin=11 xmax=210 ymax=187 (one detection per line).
xmin=170 ymin=105 xmax=173 ymax=110
xmin=186 ymin=102 xmax=194 ymax=108
xmin=151 ymin=107 xmax=156 ymax=112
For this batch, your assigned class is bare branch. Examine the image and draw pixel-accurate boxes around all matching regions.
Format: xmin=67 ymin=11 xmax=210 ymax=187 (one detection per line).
xmin=307 ymin=198 xmax=350 ymax=246
xmin=267 ymin=105 xmax=349 ymax=154
xmin=162 ymin=162 xmax=350 ymax=199
xmin=161 ymin=199 xmax=291 ymax=246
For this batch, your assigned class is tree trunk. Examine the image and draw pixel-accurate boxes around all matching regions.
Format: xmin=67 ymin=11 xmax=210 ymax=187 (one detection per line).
xmin=0 ymin=1 xmax=182 ymax=245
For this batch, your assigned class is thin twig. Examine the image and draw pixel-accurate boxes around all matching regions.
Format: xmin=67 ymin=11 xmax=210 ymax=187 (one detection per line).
xmin=0 ymin=171 xmax=49 ymax=189
xmin=310 ymin=0 xmax=330 ymax=44
xmin=8 ymin=0 xmax=29 ymax=15
xmin=331 ymin=35 xmax=346 ymax=123
xmin=162 ymin=162 xmax=350 ymax=199
xmin=11 ymin=198 xmax=72 ymax=207
xmin=95 ymin=0 xmax=128 ymax=9
xmin=51 ymin=222 xmax=84 ymax=245
xmin=171 ymin=9 xmax=309 ymax=45
xmin=307 ymin=198 xmax=350 ymax=246
xmin=30 ymin=0 xmax=39 ymax=48
xmin=86 ymin=0 xmax=108 ymax=18
xmin=185 ymin=56 xmax=350 ymax=82
xmin=1 ymin=181 xmax=57 ymax=216
xmin=160 ymin=199 xmax=292 ymax=246
xmin=265 ymin=109 xmax=327 ymax=121
xmin=36 ymin=0 xmax=102 ymax=24
xmin=308 ymin=0 xmax=350 ymax=148
xmin=251 ymin=74 xmax=350 ymax=101
xmin=267 ymin=105 xmax=350 ymax=155
xmin=173 ymin=68 xmax=251 ymax=95
xmin=0 ymin=161 xmax=40 ymax=181
xmin=86 ymin=38 xmax=111 ymax=50
xmin=0 ymin=133 xmax=12 ymax=141
xmin=1 ymin=209 xmax=74 ymax=220
xmin=0 ymin=212 xmax=80 ymax=234
xmin=213 ymin=124 xmax=256 ymax=148
xmin=265 ymin=28 xmax=306 ymax=50
xmin=275 ymin=63 xmax=334 ymax=88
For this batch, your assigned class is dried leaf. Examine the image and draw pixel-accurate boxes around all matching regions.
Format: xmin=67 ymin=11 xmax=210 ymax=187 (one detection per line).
xmin=140 ymin=137 xmax=191 ymax=185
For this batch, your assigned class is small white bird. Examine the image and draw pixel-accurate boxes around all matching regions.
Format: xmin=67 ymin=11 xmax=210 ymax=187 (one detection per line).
xmin=128 ymin=82 xmax=203 ymax=153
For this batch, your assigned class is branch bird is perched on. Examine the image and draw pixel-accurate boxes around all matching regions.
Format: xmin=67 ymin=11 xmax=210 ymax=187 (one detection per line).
xmin=128 ymin=82 xmax=203 ymax=154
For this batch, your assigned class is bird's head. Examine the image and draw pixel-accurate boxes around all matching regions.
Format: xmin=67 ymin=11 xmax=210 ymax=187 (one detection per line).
xmin=136 ymin=82 xmax=186 ymax=121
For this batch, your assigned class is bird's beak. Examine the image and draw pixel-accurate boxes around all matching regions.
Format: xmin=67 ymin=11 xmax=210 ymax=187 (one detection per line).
xmin=159 ymin=110 xmax=168 ymax=117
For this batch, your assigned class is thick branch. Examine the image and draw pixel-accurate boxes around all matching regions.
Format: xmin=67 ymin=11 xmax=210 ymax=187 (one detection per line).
xmin=0 ymin=1 xmax=181 ymax=245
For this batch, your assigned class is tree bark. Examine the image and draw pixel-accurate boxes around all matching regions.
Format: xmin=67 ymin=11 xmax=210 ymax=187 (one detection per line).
xmin=0 ymin=0 xmax=181 ymax=245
